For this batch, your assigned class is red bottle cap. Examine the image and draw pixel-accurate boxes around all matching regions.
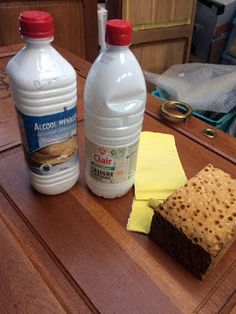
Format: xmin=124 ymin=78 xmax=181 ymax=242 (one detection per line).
xmin=19 ymin=11 xmax=55 ymax=38
xmin=106 ymin=19 xmax=132 ymax=46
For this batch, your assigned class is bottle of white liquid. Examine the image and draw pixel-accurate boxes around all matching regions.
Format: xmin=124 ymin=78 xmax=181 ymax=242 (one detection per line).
xmin=84 ymin=19 xmax=146 ymax=198
xmin=7 ymin=11 xmax=80 ymax=195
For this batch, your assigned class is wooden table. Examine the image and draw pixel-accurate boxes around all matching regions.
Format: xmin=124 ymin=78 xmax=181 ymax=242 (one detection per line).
xmin=0 ymin=44 xmax=235 ymax=314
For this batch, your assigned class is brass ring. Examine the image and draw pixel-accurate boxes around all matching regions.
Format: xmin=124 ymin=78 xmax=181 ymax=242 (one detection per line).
xmin=160 ymin=100 xmax=193 ymax=123
xmin=203 ymin=128 xmax=217 ymax=138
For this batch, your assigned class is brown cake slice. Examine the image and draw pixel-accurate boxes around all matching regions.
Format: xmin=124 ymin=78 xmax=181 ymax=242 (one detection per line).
xmin=149 ymin=164 xmax=236 ymax=279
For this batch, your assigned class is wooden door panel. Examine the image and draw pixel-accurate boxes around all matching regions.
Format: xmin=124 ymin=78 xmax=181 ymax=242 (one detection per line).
xmin=107 ymin=0 xmax=196 ymax=72
xmin=123 ymin=0 xmax=195 ymax=30
xmin=132 ymin=39 xmax=187 ymax=73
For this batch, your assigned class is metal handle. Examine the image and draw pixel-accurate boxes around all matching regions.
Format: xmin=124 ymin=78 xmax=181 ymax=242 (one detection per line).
xmin=160 ymin=100 xmax=193 ymax=123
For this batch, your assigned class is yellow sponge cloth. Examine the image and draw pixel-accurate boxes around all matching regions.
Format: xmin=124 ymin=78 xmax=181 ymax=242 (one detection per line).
xmin=127 ymin=131 xmax=187 ymax=234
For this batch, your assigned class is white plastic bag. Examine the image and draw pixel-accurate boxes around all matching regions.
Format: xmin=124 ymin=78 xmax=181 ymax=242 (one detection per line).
xmin=145 ymin=63 xmax=236 ymax=113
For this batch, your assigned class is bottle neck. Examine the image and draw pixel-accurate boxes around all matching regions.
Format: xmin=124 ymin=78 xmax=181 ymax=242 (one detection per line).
xmin=105 ymin=43 xmax=130 ymax=51
xmin=23 ymin=36 xmax=54 ymax=47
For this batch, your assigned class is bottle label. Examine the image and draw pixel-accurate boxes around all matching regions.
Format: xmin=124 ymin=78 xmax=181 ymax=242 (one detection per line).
xmin=86 ymin=137 xmax=139 ymax=184
xmin=17 ymin=106 xmax=79 ymax=176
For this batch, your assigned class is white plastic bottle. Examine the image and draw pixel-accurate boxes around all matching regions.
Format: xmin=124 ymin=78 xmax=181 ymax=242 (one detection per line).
xmin=84 ymin=19 xmax=146 ymax=198
xmin=7 ymin=11 xmax=80 ymax=195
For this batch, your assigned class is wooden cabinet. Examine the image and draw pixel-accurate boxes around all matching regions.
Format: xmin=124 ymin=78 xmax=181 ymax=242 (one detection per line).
xmin=0 ymin=0 xmax=98 ymax=62
xmin=107 ymin=0 xmax=197 ymax=74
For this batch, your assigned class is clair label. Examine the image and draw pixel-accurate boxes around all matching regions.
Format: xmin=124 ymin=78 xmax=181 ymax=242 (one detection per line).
xmin=86 ymin=138 xmax=139 ymax=184
xmin=17 ymin=106 xmax=79 ymax=176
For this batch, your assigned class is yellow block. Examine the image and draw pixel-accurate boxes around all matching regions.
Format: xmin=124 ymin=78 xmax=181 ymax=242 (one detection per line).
xmin=127 ymin=200 xmax=154 ymax=234
xmin=135 ymin=131 xmax=187 ymax=200
xmin=127 ymin=131 xmax=187 ymax=234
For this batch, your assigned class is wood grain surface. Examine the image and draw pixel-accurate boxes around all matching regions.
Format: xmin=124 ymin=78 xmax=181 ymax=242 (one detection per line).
xmin=132 ymin=39 xmax=187 ymax=74
xmin=122 ymin=0 xmax=194 ymax=29
xmin=0 ymin=191 xmax=95 ymax=314
xmin=107 ymin=0 xmax=197 ymax=73
xmin=0 ymin=44 xmax=235 ymax=313
xmin=0 ymin=0 xmax=98 ymax=62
